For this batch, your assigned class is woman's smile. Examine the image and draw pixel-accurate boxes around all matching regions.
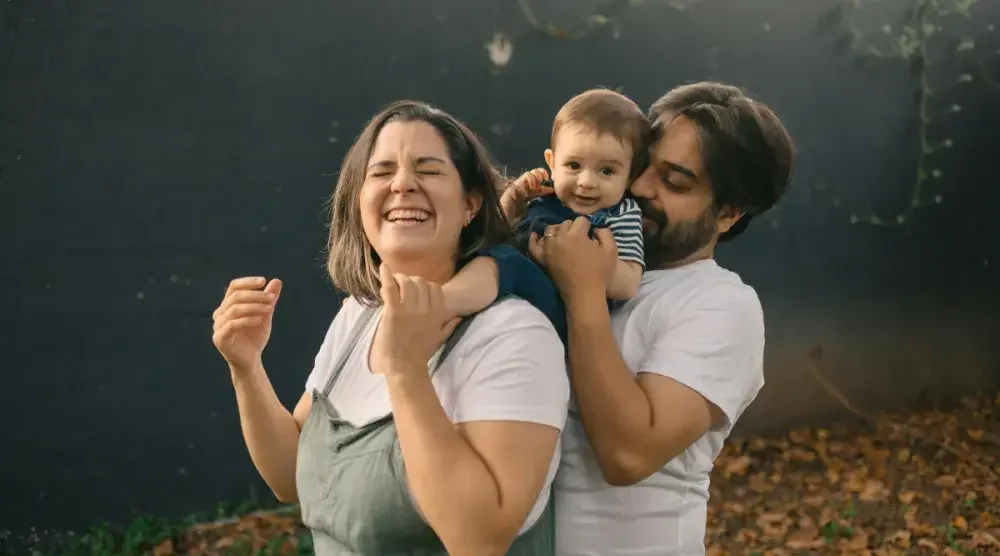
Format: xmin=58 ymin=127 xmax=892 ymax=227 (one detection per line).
xmin=384 ymin=207 xmax=432 ymax=225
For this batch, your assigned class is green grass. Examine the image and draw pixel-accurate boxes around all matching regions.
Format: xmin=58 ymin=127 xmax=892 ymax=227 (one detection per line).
xmin=12 ymin=498 xmax=291 ymax=556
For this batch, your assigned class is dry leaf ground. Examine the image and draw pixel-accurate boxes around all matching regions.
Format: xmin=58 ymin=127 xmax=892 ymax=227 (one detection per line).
xmin=706 ymin=393 xmax=1000 ymax=555
xmin=165 ymin=394 xmax=1000 ymax=555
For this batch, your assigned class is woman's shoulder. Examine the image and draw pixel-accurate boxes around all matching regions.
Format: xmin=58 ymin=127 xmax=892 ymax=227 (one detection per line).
xmin=317 ymin=297 xmax=375 ymax=349
xmin=470 ymin=296 xmax=554 ymax=333
xmin=455 ymin=296 xmax=561 ymax=356
xmin=446 ymin=297 xmax=568 ymax=396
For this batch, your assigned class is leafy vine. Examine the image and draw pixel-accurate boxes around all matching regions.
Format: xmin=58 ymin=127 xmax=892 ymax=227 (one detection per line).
xmin=835 ymin=0 xmax=996 ymax=227
xmin=517 ymin=0 xmax=703 ymax=40
xmin=485 ymin=0 xmax=704 ymax=70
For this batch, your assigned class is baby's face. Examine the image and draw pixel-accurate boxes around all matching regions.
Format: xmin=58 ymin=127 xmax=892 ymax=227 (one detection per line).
xmin=546 ymin=123 xmax=632 ymax=215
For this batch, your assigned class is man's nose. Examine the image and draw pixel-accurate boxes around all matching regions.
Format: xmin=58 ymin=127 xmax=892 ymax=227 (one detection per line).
xmin=629 ymin=167 xmax=656 ymax=199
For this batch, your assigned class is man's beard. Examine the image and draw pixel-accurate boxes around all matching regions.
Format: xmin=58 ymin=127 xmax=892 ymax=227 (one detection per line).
xmin=636 ymin=198 xmax=718 ymax=269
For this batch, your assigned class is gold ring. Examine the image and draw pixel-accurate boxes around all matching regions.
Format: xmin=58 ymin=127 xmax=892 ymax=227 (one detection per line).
xmin=543 ymin=232 xmax=557 ymax=238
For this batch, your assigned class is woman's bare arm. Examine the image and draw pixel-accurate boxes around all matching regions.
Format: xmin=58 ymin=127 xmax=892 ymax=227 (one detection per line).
xmin=231 ymin=360 xmax=313 ymax=503
xmin=388 ymin=369 xmax=560 ymax=555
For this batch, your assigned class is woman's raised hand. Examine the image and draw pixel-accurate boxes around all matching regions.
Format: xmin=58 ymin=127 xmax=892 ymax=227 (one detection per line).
xmin=370 ymin=265 xmax=461 ymax=376
xmin=212 ymin=276 xmax=282 ymax=374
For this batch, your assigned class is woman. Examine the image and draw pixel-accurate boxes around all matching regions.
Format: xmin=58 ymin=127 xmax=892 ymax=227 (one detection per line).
xmin=211 ymin=100 xmax=569 ymax=555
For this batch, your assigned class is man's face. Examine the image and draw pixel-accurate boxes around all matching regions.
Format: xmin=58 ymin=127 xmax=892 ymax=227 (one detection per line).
xmin=628 ymin=115 xmax=724 ymax=269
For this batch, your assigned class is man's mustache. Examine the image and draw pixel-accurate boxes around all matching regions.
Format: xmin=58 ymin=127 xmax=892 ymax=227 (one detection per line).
xmin=635 ymin=198 xmax=667 ymax=235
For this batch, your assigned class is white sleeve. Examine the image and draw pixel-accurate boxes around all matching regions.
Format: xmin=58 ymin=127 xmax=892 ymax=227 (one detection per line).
xmin=304 ymin=298 xmax=362 ymax=394
xmin=638 ymin=282 xmax=765 ymax=429
xmin=451 ymin=303 xmax=570 ymax=431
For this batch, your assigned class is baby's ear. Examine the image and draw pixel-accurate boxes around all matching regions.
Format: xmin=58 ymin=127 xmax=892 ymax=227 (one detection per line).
xmin=544 ymin=149 xmax=555 ymax=170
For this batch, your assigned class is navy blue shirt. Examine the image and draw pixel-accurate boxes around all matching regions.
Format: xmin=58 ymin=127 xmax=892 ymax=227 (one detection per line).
xmin=474 ymin=243 xmax=567 ymax=343
xmin=472 ymin=194 xmax=645 ymax=344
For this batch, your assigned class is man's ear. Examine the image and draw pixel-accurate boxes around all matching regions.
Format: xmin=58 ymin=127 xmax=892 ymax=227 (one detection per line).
xmin=716 ymin=206 xmax=745 ymax=236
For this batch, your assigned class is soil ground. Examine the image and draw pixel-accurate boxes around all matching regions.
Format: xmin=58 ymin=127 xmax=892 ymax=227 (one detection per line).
xmin=139 ymin=393 xmax=1000 ymax=555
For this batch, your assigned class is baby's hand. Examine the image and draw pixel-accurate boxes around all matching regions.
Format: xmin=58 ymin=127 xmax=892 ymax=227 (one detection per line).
xmin=513 ymin=167 xmax=554 ymax=199
xmin=501 ymin=168 xmax=554 ymax=221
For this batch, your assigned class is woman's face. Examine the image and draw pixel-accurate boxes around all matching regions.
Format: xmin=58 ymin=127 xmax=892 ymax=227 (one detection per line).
xmin=360 ymin=120 xmax=481 ymax=271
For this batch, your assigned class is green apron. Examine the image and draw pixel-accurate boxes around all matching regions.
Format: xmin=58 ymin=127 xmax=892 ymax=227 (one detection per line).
xmin=295 ymin=303 xmax=556 ymax=555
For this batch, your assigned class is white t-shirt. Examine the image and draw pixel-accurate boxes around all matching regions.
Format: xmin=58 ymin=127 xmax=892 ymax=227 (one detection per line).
xmin=304 ymin=296 xmax=570 ymax=534
xmin=555 ymin=259 xmax=766 ymax=556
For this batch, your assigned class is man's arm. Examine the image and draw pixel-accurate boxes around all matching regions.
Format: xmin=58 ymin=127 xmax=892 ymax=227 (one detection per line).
xmin=563 ymin=283 xmax=763 ymax=486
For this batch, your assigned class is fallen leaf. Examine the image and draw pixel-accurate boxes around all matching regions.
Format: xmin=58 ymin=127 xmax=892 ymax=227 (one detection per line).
xmin=802 ymin=494 xmax=826 ymax=507
xmin=735 ymin=528 xmax=758 ymax=543
xmin=723 ymin=454 xmax=751 ymax=477
xmin=897 ymin=490 xmax=919 ymax=504
xmin=748 ymin=472 xmax=773 ymax=494
xmin=887 ymin=530 xmax=912 ymax=549
xmin=840 ymin=529 xmax=870 ymax=550
xmin=979 ymin=512 xmax=998 ymax=528
xmin=721 ymin=501 xmax=746 ymax=515
xmin=756 ymin=512 xmax=791 ymax=540
xmin=784 ymin=517 xmax=824 ymax=550
xmin=933 ymin=474 xmax=958 ymax=487
xmin=969 ymin=531 xmax=1000 ymax=548
xmin=151 ymin=540 xmax=174 ymax=556
xmin=789 ymin=428 xmax=810 ymax=444
xmin=860 ymin=479 xmax=888 ymax=501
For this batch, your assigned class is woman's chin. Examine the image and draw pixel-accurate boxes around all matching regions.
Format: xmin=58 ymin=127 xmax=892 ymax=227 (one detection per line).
xmin=376 ymin=236 xmax=438 ymax=265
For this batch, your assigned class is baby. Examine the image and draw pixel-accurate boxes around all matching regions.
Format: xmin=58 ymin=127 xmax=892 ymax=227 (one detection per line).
xmin=442 ymin=88 xmax=649 ymax=335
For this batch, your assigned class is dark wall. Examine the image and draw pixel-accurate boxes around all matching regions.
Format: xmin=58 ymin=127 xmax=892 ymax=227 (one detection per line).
xmin=1 ymin=0 xmax=997 ymax=540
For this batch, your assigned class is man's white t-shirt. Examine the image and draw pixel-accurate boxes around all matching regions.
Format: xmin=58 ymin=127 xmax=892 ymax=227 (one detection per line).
xmin=555 ymin=259 xmax=766 ymax=556
xmin=304 ymin=296 xmax=570 ymax=534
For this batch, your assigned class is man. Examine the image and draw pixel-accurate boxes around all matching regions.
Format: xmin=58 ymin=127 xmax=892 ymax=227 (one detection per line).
xmin=528 ymin=81 xmax=794 ymax=555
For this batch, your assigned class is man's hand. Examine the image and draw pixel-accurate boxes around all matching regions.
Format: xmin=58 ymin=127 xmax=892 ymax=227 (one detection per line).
xmin=528 ymin=217 xmax=617 ymax=303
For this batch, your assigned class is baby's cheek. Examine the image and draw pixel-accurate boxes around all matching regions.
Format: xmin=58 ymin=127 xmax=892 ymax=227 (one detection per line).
xmin=604 ymin=175 xmax=630 ymax=202
xmin=552 ymin=174 xmax=575 ymax=198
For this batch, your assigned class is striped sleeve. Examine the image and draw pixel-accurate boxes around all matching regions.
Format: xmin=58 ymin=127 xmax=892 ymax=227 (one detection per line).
xmin=606 ymin=197 xmax=645 ymax=268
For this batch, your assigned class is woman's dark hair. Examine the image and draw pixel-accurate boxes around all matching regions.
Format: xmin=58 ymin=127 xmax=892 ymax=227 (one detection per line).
xmin=326 ymin=100 xmax=511 ymax=305
xmin=649 ymin=82 xmax=795 ymax=241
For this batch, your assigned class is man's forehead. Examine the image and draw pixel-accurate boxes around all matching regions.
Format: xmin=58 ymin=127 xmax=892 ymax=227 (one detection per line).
xmin=651 ymin=117 xmax=704 ymax=177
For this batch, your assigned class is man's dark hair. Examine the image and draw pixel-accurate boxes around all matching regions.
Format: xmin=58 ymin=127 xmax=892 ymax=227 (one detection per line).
xmin=648 ymin=82 xmax=794 ymax=241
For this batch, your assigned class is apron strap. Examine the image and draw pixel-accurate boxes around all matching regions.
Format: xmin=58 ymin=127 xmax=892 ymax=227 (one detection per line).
xmin=428 ymin=294 xmax=514 ymax=374
xmin=319 ymin=304 xmax=379 ymax=397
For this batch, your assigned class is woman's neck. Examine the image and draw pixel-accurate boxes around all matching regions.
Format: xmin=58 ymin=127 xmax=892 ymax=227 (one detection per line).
xmin=379 ymin=254 xmax=457 ymax=286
